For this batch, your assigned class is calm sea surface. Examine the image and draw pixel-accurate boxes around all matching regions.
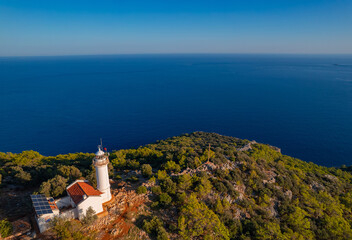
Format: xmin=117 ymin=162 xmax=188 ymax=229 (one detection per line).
xmin=0 ymin=54 xmax=351 ymax=167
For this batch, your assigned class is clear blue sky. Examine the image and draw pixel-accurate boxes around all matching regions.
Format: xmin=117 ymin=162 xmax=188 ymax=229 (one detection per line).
xmin=0 ymin=0 xmax=351 ymax=56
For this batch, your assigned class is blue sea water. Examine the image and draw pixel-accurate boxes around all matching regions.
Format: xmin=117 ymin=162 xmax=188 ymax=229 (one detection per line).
xmin=0 ymin=54 xmax=351 ymax=167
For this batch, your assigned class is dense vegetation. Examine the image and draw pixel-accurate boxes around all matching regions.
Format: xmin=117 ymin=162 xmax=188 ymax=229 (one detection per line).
xmin=0 ymin=219 xmax=13 ymax=238
xmin=1 ymin=132 xmax=352 ymax=239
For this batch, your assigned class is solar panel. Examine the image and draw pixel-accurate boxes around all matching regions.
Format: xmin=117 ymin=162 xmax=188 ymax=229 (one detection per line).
xmin=30 ymin=194 xmax=53 ymax=216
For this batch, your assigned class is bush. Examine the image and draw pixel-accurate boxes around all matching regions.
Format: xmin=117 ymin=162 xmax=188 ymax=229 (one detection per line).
xmin=159 ymin=193 xmax=172 ymax=206
xmin=137 ymin=185 xmax=147 ymax=194
xmin=163 ymin=161 xmax=181 ymax=173
xmin=151 ymin=185 xmax=162 ymax=195
xmin=143 ymin=216 xmax=169 ymax=240
xmin=157 ymin=170 xmax=169 ymax=181
xmin=177 ymin=174 xmax=192 ymax=190
xmin=141 ymin=164 xmax=153 ymax=177
xmin=143 ymin=216 xmax=163 ymax=234
xmin=0 ymin=219 xmax=13 ymax=238
xmin=81 ymin=207 xmax=97 ymax=225
xmin=127 ymin=176 xmax=139 ymax=182
xmin=176 ymin=192 xmax=187 ymax=204
xmin=151 ymin=201 xmax=159 ymax=209
xmin=50 ymin=217 xmax=86 ymax=240
xmin=15 ymin=169 xmax=31 ymax=184
xmin=160 ymin=178 xmax=176 ymax=195
xmin=58 ymin=165 xmax=82 ymax=181
xmin=127 ymin=160 xmax=140 ymax=169
xmin=157 ymin=226 xmax=169 ymax=240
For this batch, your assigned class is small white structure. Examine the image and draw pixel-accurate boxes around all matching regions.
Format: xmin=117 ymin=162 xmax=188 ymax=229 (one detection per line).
xmin=30 ymin=195 xmax=60 ymax=233
xmin=31 ymin=145 xmax=112 ymax=233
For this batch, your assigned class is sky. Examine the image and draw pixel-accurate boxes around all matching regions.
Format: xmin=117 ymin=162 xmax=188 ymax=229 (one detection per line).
xmin=0 ymin=0 xmax=352 ymax=56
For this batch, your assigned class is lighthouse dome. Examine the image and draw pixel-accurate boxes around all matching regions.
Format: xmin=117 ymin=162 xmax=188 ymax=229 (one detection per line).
xmin=96 ymin=148 xmax=105 ymax=156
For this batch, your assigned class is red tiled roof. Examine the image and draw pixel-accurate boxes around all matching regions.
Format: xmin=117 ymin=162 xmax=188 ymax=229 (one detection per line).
xmin=67 ymin=181 xmax=102 ymax=205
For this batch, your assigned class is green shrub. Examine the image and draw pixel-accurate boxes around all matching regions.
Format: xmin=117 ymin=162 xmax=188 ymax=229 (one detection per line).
xmin=137 ymin=185 xmax=147 ymax=194
xmin=50 ymin=217 xmax=87 ymax=240
xmin=0 ymin=219 xmax=13 ymax=238
xmin=127 ymin=176 xmax=139 ymax=182
xmin=160 ymin=178 xmax=176 ymax=194
xmin=159 ymin=193 xmax=172 ymax=206
xmin=141 ymin=164 xmax=153 ymax=177
xmin=151 ymin=185 xmax=162 ymax=195
xmin=151 ymin=201 xmax=159 ymax=209
xmin=143 ymin=216 xmax=169 ymax=240
xmin=81 ymin=207 xmax=97 ymax=226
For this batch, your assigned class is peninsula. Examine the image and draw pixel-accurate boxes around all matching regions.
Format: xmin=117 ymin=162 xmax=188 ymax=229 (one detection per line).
xmin=1 ymin=132 xmax=351 ymax=239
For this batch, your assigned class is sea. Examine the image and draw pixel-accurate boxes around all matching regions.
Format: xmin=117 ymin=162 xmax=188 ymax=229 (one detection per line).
xmin=0 ymin=54 xmax=351 ymax=167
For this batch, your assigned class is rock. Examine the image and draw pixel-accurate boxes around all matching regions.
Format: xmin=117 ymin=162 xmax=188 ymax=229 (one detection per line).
xmin=284 ymin=190 xmax=292 ymax=200
xmin=324 ymin=174 xmax=338 ymax=182
xmin=310 ymin=181 xmax=325 ymax=191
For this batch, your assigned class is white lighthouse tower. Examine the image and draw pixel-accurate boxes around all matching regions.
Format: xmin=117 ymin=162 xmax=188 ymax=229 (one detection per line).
xmin=93 ymin=145 xmax=112 ymax=203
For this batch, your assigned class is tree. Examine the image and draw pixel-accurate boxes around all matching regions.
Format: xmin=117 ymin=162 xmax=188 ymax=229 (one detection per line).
xmin=282 ymin=206 xmax=313 ymax=239
xmin=50 ymin=217 xmax=87 ymax=240
xmin=215 ymin=198 xmax=224 ymax=214
xmin=178 ymin=194 xmax=229 ymax=240
xmin=176 ymin=192 xmax=187 ymax=204
xmin=58 ymin=165 xmax=82 ymax=181
xmin=156 ymin=226 xmax=169 ymax=240
xmin=163 ymin=161 xmax=181 ymax=173
xmin=194 ymin=177 xmax=212 ymax=197
xmin=157 ymin=170 xmax=169 ymax=181
xmin=14 ymin=169 xmax=31 ymax=184
xmin=110 ymin=151 xmax=127 ymax=168
xmin=159 ymin=193 xmax=172 ymax=206
xmin=11 ymin=150 xmax=43 ymax=166
xmin=137 ymin=185 xmax=147 ymax=194
xmin=256 ymin=221 xmax=284 ymax=240
xmin=39 ymin=175 xmax=68 ymax=197
xmin=82 ymin=207 xmax=97 ymax=225
xmin=141 ymin=164 xmax=153 ymax=177
xmin=143 ymin=216 xmax=169 ymax=240
xmin=85 ymin=168 xmax=97 ymax=188
xmin=160 ymin=178 xmax=177 ymax=195
xmin=178 ymin=173 xmax=192 ymax=190
xmin=0 ymin=219 xmax=13 ymax=238
xmin=200 ymin=148 xmax=215 ymax=162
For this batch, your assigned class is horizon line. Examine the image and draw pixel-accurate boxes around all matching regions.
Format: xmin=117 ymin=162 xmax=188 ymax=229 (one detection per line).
xmin=1 ymin=52 xmax=352 ymax=58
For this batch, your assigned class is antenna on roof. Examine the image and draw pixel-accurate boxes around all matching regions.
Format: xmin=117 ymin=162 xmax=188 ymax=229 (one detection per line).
xmin=98 ymin=138 xmax=103 ymax=150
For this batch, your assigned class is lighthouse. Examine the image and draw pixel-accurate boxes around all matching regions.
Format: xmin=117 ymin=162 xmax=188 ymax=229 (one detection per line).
xmin=93 ymin=145 xmax=112 ymax=202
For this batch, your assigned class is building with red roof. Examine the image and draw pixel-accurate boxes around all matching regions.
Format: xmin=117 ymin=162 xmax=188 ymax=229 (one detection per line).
xmin=67 ymin=181 xmax=103 ymax=205
xmin=65 ymin=180 xmax=105 ymax=219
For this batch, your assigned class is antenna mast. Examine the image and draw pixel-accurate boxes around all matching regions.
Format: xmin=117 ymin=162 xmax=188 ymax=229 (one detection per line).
xmin=99 ymin=138 xmax=103 ymax=150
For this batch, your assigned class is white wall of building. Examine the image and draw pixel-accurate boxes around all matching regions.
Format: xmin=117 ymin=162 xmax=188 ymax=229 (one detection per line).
xmin=36 ymin=212 xmax=56 ymax=233
xmin=59 ymin=208 xmax=78 ymax=220
xmin=76 ymin=196 xmax=104 ymax=220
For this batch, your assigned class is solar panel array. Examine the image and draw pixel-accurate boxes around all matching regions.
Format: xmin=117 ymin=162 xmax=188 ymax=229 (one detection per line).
xmin=30 ymin=194 xmax=53 ymax=216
